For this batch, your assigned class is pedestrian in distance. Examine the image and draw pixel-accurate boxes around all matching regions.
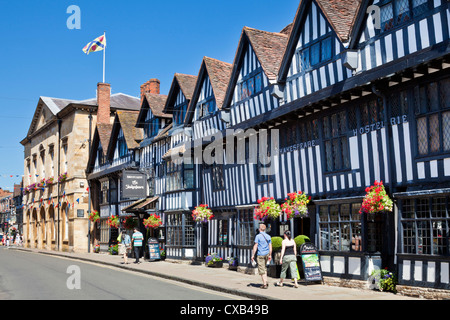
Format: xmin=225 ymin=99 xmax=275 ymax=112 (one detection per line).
xmin=132 ymin=228 xmax=144 ymax=264
xmin=118 ymin=230 xmax=131 ymax=264
xmin=275 ymin=230 xmax=299 ymax=288
xmin=251 ymin=223 xmax=272 ymax=289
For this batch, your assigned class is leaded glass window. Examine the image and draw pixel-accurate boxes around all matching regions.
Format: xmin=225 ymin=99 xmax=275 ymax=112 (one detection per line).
xmin=323 ymin=111 xmax=350 ymax=172
xmin=318 ymin=203 xmax=363 ymax=252
xmin=400 ymin=197 xmax=450 ymax=256
xmin=415 ymin=79 xmax=450 ymax=156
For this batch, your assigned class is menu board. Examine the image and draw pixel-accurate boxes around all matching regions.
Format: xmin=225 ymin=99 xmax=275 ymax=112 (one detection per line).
xmin=148 ymin=238 xmax=161 ymax=260
xmin=300 ymin=243 xmax=323 ymax=283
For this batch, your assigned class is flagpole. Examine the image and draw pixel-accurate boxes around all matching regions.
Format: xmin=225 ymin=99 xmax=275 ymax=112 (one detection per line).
xmin=103 ymin=31 xmax=106 ymax=83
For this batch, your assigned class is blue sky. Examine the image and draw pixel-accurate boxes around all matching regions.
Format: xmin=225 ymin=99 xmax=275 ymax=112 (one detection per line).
xmin=0 ymin=0 xmax=298 ymax=191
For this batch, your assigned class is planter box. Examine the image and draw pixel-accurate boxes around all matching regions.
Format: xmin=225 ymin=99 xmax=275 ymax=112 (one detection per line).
xmin=207 ymin=261 xmax=223 ymax=268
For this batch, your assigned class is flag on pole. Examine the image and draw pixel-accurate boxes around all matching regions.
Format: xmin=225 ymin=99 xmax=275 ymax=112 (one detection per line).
xmin=82 ymin=34 xmax=106 ymax=55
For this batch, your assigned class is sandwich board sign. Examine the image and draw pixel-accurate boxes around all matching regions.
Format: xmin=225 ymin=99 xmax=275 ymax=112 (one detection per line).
xmin=299 ymin=243 xmax=323 ymax=284
xmin=147 ymin=237 xmax=161 ymax=261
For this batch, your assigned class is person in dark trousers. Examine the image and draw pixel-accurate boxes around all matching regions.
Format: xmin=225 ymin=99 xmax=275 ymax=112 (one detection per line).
xmin=251 ymin=224 xmax=272 ymax=289
xmin=132 ymin=228 xmax=144 ymax=264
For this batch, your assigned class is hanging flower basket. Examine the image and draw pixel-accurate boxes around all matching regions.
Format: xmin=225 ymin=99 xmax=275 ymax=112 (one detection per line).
xmin=123 ymin=216 xmax=138 ymax=230
xmin=143 ymin=214 xmax=162 ymax=229
xmin=88 ymin=210 xmax=100 ymax=223
xmin=192 ymin=204 xmax=214 ymax=223
xmin=58 ymin=172 xmax=68 ymax=183
xmin=360 ymin=181 xmax=393 ymax=214
xmin=45 ymin=177 xmax=55 ymax=185
xmin=281 ymin=191 xmax=311 ymax=219
xmin=107 ymin=215 xmax=119 ymax=229
xmin=37 ymin=178 xmax=46 ymax=188
xmin=254 ymin=197 xmax=281 ymax=222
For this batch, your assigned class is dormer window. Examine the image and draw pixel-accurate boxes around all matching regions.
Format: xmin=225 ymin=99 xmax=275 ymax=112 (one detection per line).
xmin=174 ymin=103 xmax=187 ymax=126
xmin=198 ymin=99 xmax=216 ymax=119
xmin=238 ymin=71 xmax=263 ymax=101
xmin=97 ymin=145 xmax=106 ymax=166
xmin=379 ymin=0 xmax=430 ymax=33
xmin=117 ymin=129 xmax=128 ymax=158
xmin=298 ymin=36 xmax=333 ymax=72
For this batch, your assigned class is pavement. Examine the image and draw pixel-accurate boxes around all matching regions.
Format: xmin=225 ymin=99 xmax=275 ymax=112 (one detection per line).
xmin=7 ymin=246 xmax=422 ymax=300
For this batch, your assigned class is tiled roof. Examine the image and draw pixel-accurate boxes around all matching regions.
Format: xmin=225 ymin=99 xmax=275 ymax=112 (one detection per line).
xmin=280 ymin=23 xmax=294 ymax=36
xmin=315 ymin=0 xmax=362 ymax=43
xmin=174 ymin=74 xmax=197 ymax=101
xmin=116 ymin=111 xmax=143 ymax=149
xmin=203 ymin=57 xmax=233 ymax=109
xmin=79 ymin=93 xmax=141 ymax=111
xmin=97 ymin=123 xmax=113 ymax=156
xmin=143 ymin=93 xmax=170 ymax=118
xmin=243 ymin=27 xmax=289 ymax=81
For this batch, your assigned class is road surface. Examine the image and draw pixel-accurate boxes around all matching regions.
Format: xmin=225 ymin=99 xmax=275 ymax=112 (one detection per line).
xmin=0 ymin=247 xmax=245 ymax=300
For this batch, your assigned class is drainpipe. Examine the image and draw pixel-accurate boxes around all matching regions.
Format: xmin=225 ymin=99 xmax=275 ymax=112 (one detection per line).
xmin=88 ymin=112 xmax=92 ymax=253
xmin=57 ymin=118 xmax=62 ymax=251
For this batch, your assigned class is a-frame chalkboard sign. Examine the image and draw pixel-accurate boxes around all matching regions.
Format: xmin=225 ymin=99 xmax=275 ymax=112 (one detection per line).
xmin=299 ymin=243 xmax=323 ymax=285
xmin=147 ymin=237 xmax=161 ymax=261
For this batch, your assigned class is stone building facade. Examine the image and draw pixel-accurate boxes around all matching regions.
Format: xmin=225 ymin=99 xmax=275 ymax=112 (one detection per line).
xmin=20 ymin=84 xmax=140 ymax=252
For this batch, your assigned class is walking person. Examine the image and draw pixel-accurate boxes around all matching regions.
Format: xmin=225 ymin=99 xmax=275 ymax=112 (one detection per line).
xmin=251 ymin=224 xmax=272 ymax=289
xmin=118 ymin=230 xmax=131 ymax=264
xmin=275 ymin=230 xmax=299 ymax=288
xmin=132 ymin=228 xmax=144 ymax=264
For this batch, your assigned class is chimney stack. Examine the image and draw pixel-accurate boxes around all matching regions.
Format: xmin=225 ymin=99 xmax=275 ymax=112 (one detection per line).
xmin=140 ymin=78 xmax=160 ymax=103
xmin=97 ymin=82 xmax=111 ymax=125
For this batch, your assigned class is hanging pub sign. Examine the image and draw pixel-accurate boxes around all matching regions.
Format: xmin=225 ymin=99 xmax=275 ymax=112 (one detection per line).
xmin=122 ymin=170 xmax=147 ymax=199
xmin=147 ymin=237 xmax=161 ymax=261
xmin=299 ymin=243 xmax=323 ymax=284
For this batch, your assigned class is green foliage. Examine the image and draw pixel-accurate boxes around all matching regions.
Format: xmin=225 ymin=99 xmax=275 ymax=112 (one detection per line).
xmin=294 ymin=235 xmax=311 ymax=248
xmin=370 ymin=268 xmax=398 ymax=294
xmin=271 ymin=236 xmax=283 ymax=252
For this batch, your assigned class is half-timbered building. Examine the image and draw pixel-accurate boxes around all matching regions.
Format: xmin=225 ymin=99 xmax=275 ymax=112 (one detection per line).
xmin=184 ymin=56 xmax=233 ymax=261
xmin=184 ymin=26 xmax=290 ymax=266
xmin=87 ymin=109 xmax=143 ymax=251
xmin=131 ymin=82 xmax=171 ymax=249
xmin=160 ymin=73 xmax=201 ymax=260
xmin=270 ymin=0 xmax=450 ymax=290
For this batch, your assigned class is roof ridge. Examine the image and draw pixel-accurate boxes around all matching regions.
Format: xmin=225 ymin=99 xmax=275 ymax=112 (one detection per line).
xmin=243 ymin=26 xmax=289 ymax=38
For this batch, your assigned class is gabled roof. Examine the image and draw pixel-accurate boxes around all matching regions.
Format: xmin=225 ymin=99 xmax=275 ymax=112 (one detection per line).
xmin=163 ymin=73 xmax=198 ymax=113
xmin=278 ymin=0 xmax=362 ymax=82
xmin=222 ymin=26 xmax=289 ymax=109
xmin=136 ymin=93 xmax=170 ymax=129
xmin=244 ymin=27 xmax=289 ymax=81
xmin=86 ymin=123 xmax=113 ymax=173
xmin=107 ymin=111 xmax=142 ymax=159
xmin=23 ymin=93 xmax=140 ymax=143
xmin=97 ymin=123 xmax=114 ymax=155
xmin=185 ymin=57 xmax=232 ymax=124
xmin=25 ymin=97 xmax=78 ymax=138
xmin=316 ymin=0 xmax=362 ymax=44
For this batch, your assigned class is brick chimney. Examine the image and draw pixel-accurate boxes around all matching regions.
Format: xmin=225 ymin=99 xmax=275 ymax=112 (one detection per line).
xmin=140 ymin=78 xmax=160 ymax=103
xmin=97 ymin=82 xmax=111 ymax=125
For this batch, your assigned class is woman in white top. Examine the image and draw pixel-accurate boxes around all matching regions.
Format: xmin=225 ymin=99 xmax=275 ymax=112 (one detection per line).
xmin=275 ymin=230 xmax=299 ymax=288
